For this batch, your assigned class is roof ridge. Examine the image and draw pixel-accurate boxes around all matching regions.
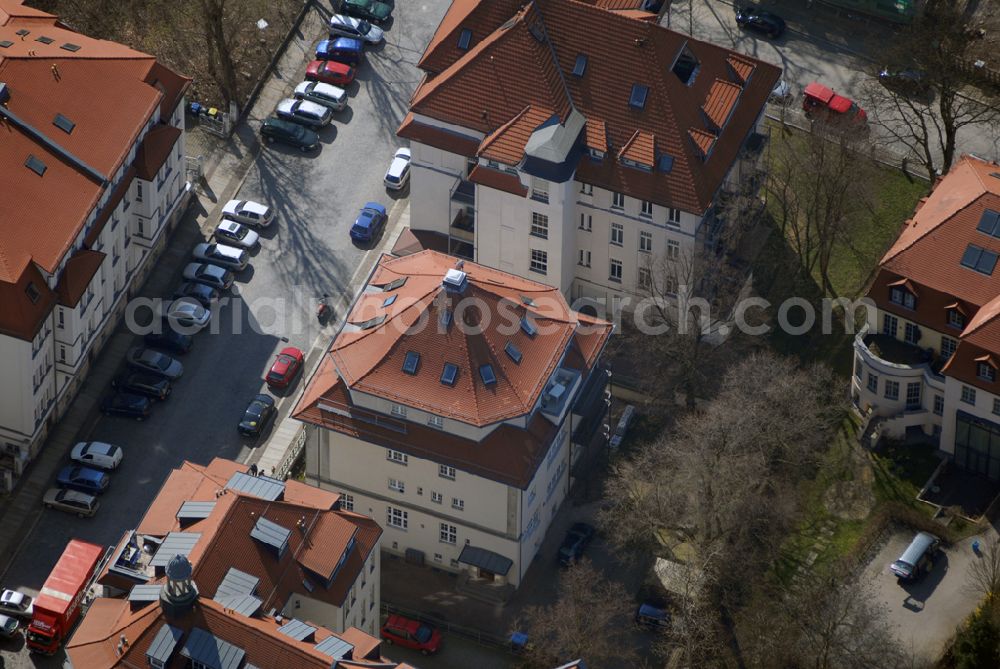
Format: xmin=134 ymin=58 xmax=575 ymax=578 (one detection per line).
xmin=477 ymin=104 xmax=533 ymax=155
xmin=882 ymin=190 xmax=991 ymax=265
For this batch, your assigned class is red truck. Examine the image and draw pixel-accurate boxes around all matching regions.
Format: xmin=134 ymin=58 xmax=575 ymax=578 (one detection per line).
xmin=25 ymin=539 xmax=103 ymax=655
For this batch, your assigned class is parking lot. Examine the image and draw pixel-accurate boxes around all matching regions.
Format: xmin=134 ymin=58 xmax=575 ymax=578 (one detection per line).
xmin=0 ymin=1 xmax=450 ymax=666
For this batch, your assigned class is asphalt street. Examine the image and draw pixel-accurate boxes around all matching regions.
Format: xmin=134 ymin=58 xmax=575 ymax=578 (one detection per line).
xmin=0 ymin=1 xmax=450 ymax=666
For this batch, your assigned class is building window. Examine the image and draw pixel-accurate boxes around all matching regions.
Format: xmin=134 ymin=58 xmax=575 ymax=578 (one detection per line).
xmin=881 ymin=313 xmax=898 ymax=337
xmin=390 ymin=403 xmax=407 ymax=417
xmin=452 ymin=498 xmax=465 ymax=510
xmin=434 ymin=553 xmax=443 ymax=563
xmin=439 ymin=464 xmax=456 ymax=480
xmin=428 ymin=415 xmax=444 ymax=429
xmin=979 ymin=363 xmax=996 ymax=382
xmin=580 ymin=182 xmax=593 ymax=195
xmin=612 ymin=192 xmax=625 ymax=209
xmin=667 ymin=208 xmax=681 ymax=227
xmin=59 ymin=346 xmax=66 ymax=363
xmin=387 ymin=506 xmax=408 ymax=529
xmin=388 ymin=478 xmax=405 ymax=493
xmin=933 ymin=395 xmax=944 ymax=416
xmin=531 ymin=212 xmax=549 ymax=239
xmin=867 ymin=373 xmax=878 ymax=393
xmin=948 ymin=309 xmax=965 ymax=329
xmin=57 ymin=308 xmax=64 ymax=329
xmin=531 ymin=178 xmax=549 ymax=203
xmin=904 ymin=323 xmax=920 ymax=345
xmin=638 ymin=266 xmax=652 ymax=291
xmin=855 ymin=356 xmax=863 ymax=380
xmin=641 ymin=200 xmax=653 ymax=218
xmin=890 ymin=287 xmax=916 ymax=309
xmin=530 ymin=249 xmax=547 ymax=275
xmin=431 ymin=491 xmax=443 ymax=504
xmin=884 ymin=380 xmax=899 ymax=401
xmin=609 ymin=259 xmax=623 ymax=283
xmin=667 ymin=239 xmax=680 ymax=259
xmin=341 ymin=493 xmax=354 ymax=512
xmin=578 ymin=250 xmax=591 ymax=267
xmin=941 ymin=336 xmax=957 ymax=360
xmin=610 ymin=223 xmax=624 ymax=246
xmin=386 ymin=449 xmax=408 ymax=465
xmin=906 ymin=382 xmax=921 ymax=410
xmin=640 ymin=231 xmax=653 ymax=253
xmin=993 ymin=399 xmax=1000 ymax=416
xmin=962 ymin=385 xmax=977 ymax=405
xmin=136 ymin=181 xmax=143 ymax=202
xmin=579 ymin=214 xmax=592 ymax=231
xmin=440 ymin=523 xmax=457 ymax=544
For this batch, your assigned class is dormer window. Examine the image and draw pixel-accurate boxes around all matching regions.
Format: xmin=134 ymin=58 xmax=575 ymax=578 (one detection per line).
xmin=947 ymin=309 xmax=966 ymax=329
xmin=979 ymin=362 xmax=997 ymax=382
xmin=671 ymin=45 xmax=700 ymax=85
xmin=889 ymin=287 xmax=915 ymax=309
xmin=588 ymin=148 xmax=604 ymax=161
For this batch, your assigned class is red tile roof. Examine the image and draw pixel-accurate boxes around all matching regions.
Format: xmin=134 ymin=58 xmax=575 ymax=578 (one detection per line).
xmin=585 ymin=117 xmax=607 ymax=151
xmin=703 ymin=78 xmax=742 ymax=129
xmin=618 ymin=129 xmax=655 ymax=167
xmin=478 ymin=105 xmax=553 ymax=165
xmin=0 ymin=261 xmax=57 ymax=340
xmin=135 ymin=124 xmax=182 ymax=181
xmin=54 ymin=249 xmax=105 ymax=307
xmin=404 ymin=0 xmax=780 ymax=214
xmin=396 ymin=111 xmax=483 ymax=157
xmin=688 ymin=127 xmax=716 ymax=156
xmin=468 ymin=164 xmax=529 ymax=196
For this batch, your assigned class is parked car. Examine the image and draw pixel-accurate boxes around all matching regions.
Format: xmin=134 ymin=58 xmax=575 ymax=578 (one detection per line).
xmin=890 ymin=531 xmax=940 ymax=581
xmin=266 ymin=347 xmax=304 ymax=388
xmin=70 ymin=441 xmax=123 ymax=470
xmin=342 ymin=0 xmax=392 ymax=25
xmin=145 ymin=328 xmax=195 ymax=354
xmin=275 ymin=98 xmax=333 ymax=129
xmin=735 ymin=4 xmax=785 ymax=38
xmin=56 ymin=465 xmax=110 ymax=495
xmin=315 ymin=37 xmax=364 ymax=66
xmin=238 ymin=394 xmax=276 ymax=438
xmin=802 ymin=82 xmax=868 ymax=127
xmin=100 ymin=392 xmax=153 ymax=421
xmin=173 ymin=281 xmax=219 ymax=309
xmin=214 ymin=219 xmax=259 ymax=249
xmin=294 ymin=81 xmax=348 ymax=112
xmin=769 ymin=79 xmax=792 ymax=105
xmin=350 ymin=202 xmax=388 ymax=244
xmin=111 ymin=372 xmax=171 ymax=401
xmin=306 ymin=59 xmax=356 ymax=87
xmin=42 ymin=488 xmax=100 ymax=518
xmin=0 ymin=613 xmax=20 ymax=639
xmin=635 ymin=603 xmax=670 ymax=632
xmin=557 ymin=522 xmax=595 ymax=566
xmin=183 ymin=262 xmax=235 ymax=291
xmin=381 ymin=614 xmax=442 ymax=655
xmin=193 ymin=242 xmax=249 ymax=272
xmin=329 ymin=13 xmax=384 ymax=43
xmin=260 ymin=117 xmax=320 ymax=152
xmin=222 ymin=199 xmax=274 ymax=228
xmin=126 ymin=347 xmax=183 ymax=380
xmin=0 ymin=590 xmax=33 ymax=619
xmin=163 ymin=297 xmax=211 ymax=332
xmin=384 ymin=148 xmax=411 ymax=190
xmin=878 ymin=66 xmax=931 ymax=98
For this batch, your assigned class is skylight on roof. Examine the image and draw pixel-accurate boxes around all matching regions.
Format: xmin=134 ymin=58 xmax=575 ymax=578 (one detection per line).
xmin=572 ymin=54 xmax=587 ymax=77
xmin=382 ymin=294 xmax=397 ymax=308
xmin=60 ymin=43 xmax=81 ymax=52
xmin=458 ymin=28 xmax=472 ymax=50
xmin=53 ymin=113 xmax=75 ymax=134
xmin=480 ymin=364 xmax=497 ymax=385
xmin=384 ymin=277 xmax=407 ymax=291
xmin=629 ymin=84 xmax=649 ymax=109
xmin=15 ymin=29 xmax=29 ymax=36
xmin=977 ymin=209 xmax=1000 ymax=238
xmin=357 ymin=314 xmax=386 ymax=330
xmin=403 ymin=351 xmax=420 ymax=375
xmin=657 ymin=154 xmax=674 ymax=173
xmin=35 ymin=36 xmax=54 ymax=44
xmin=441 ymin=363 xmax=458 ymax=386
xmin=0 ymin=41 xmax=12 ymax=49
xmin=440 ymin=309 xmax=453 ymax=329
xmin=521 ymin=316 xmax=538 ymax=337
xmin=505 ymin=341 xmax=523 ymax=364
xmin=25 ymin=155 xmax=46 ymax=176
xmin=961 ymin=244 xmax=999 ymax=275
xmin=520 ymin=295 xmax=535 ymax=306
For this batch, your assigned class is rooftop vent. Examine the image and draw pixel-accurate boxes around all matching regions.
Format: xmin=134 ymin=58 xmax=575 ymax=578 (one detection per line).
xmin=25 ymin=154 xmax=46 ymax=176
xmin=441 ymin=363 xmax=458 ymax=386
xmin=458 ymin=28 xmax=472 ymax=50
xmin=504 ymin=341 xmax=523 ymax=364
xmin=479 ymin=364 xmax=497 ymax=385
xmin=403 ymin=351 xmax=420 ymax=375
xmin=572 ymin=54 xmax=587 ymax=77
xmin=35 ymin=36 xmax=53 ymax=44
xmin=60 ymin=43 xmax=81 ymax=52
xmin=53 ymin=113 xmax=75 ymax=134
xmin=443 ymin=268 xmax=468 ymax=293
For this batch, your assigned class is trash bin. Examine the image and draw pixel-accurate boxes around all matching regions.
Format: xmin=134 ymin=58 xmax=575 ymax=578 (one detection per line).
xmin=510 ymin=631 xmax=528 ymax=653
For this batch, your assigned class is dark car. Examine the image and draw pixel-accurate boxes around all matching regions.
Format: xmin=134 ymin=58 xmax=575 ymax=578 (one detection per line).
xmin=238 ymin=394 xmax=276 ymax=438
xmin=315 ymin=37 xmax=364 ymax=66
xmin=100 ymin=392 xmax=153 ymax=420
xmin=350 ymin=202 xmax=388 ymax=244
xmin=557 ymin=522 xmax=596 ymax=566
xmin=342 ymin=0 xmax=392 ymax=25
xmin=635 ymin=603 xmax=671 ymax=632
xmin=111 ymin=372 xmax=171 ymax=401
xmin=260 ymin=117 xmax=320 ymax=152
xmin=879 ymin=67 xmax=931 ymax=98
xmin=144 ymin=328 xmax=194 ymax=355
xmin=174 ymin=281 xmax=219 ymax=309
xmin=56 ymin=465 xmax=110 ymax=495
xmin=735 ymin=5 xmax=785 ymax=38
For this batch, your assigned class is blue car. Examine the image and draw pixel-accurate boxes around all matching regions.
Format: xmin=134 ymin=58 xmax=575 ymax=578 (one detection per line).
xmin=350 ymin=202 xmax=387 ymax=244
xmin=315 ymin=37 xmax=364 ymax=66
xmin=56 ymin=465 xmax=110 ymax=495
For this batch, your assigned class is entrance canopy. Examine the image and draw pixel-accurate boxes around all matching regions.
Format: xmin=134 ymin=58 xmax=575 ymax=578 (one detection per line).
xmin=458 ymin=545 xmax=513 ymax=576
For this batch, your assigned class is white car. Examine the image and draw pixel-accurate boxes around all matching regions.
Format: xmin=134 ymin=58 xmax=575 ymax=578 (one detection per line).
xmin=770 ymin=79 xmax=792 ymax=105
xmin=183 ymin=263 xmax=234 ymax=291
xmin=43 ymin=488 xmax=100 ymax=518
xmin=329 ymin=13 xmax=384 ymax=44
xmin=70 ymin=441 xmax=123 ymax=470
xmin=294 ymin=81 xmax=347 ymax=112
xmin=222 ymin=200 xmax=273 ymax=228
xmin=384 ymin=148 xmax=411 ymax=190
xmin=193 ymin=242 xmax=249 ymax=272
xmin=0 ymin=590 xmax=33 ymax=620
xmin=276 ymin=98 xmax=332 ymax=129
xmin=214 ymin=220 xmax=259 ymax=249
xmin=165 ymin=298 xmax=211 ymax=331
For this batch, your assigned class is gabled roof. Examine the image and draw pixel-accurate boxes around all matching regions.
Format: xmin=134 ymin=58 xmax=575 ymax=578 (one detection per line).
xmin=619 ymin=129 xmax=655 ymax=167
xmin=478 ymin=105 xmax=553 ymax=165
xmin=54 ymin=249 xmax=104 ymax=307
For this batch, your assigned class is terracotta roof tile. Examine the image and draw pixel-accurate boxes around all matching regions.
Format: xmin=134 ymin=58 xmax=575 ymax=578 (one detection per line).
xmin=282 ymin=479 xmax=341 ymax=510
xmin=397 ymin=111 xmax=482 ymax=157
xmin=585 ymin=117 xmax=607 ymax=151
xmin=727 ymin=54 xmax=756 ymax=82
xmin=469 ymin=164 xmax=529 ymax=196
xmin=84 ymin=166 xmax=136 ymax=248
xmin=618 ymin=129 xmax=655 ymax=167
xmin=610 ymin=8 xmax=658 ymax=20
xmin=688 ymin=127 xmax=716 ymax=156
xmin=478 ymin=105 xmax=554 ymax=164
xmin=54 ymin=249 xmax=105 ymax=307
xmin=0 ymin=261 xmax=57 ymax=340
xmin=135 ymin=124 xmax=182 ymax=181
xmin=702 ymin=78 xmax=742 ymax=129
xmin=418 ymin=0 xmax=525 ymax=73
xmin=590 ymin=0 xmax=648 ymax=8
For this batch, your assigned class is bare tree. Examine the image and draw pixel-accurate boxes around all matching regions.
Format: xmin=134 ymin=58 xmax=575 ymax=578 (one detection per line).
xmin=967 ymin=534 xmax=1000 ymax=603
xmin=512 ymin=559 xmax=642 ymax=668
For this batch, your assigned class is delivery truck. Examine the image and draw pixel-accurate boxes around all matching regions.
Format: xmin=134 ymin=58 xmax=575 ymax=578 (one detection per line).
xmin=25 ymin=539 xmax=103 ymax=655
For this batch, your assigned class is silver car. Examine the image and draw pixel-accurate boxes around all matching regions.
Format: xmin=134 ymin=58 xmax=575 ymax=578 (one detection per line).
xmin=0 ymin=613 xmax=19 ymax=639
xmin=126 ymin=347 xmax=183 ymax=380
xmin=193 ymin=242 xmax=249 ymax=271
xmin=276 ymin=98 xmax=333 ymax=129
xmin=214 ymin=219 xmax=259 ymax=249
xmin=384 ymin=148 xmax=411 ymax=190
xmin=0 ymin=590 xmax=32 ymax=619
xmin=165 ymin=298 xmax=211 ymax=331
xmin=294 ymin=81 xmax=347 ymax=112
xmin=43 ymin=488 xmax=100 ymax=518
xmin=183 ymin=262 xmax=234 ymax=291
xmin=329 ymin=13 xmax=384 ymax=43
xmin=222 ymin=199 xmax=273 ymax=228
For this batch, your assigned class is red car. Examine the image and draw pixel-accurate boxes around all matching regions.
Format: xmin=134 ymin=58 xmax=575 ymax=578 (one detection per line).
xmin=306 ymin=59 xmax=356 ymax=86
xmin=381 ymin=614 xmax=442 ymax=655
xmin=802 ymin=82 xmax=867 ymax=126
xmin=265 ymin=347 xmax=304 ymax=388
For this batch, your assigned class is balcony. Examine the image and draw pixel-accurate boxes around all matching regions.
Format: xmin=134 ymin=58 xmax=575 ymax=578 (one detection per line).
xmin=854 ymin=324 xmax=945 ymax=388
xmin=863 ymin=333 xmax=931 ymax=367
xmin=450 ymin=179 xmax=475 ymax=205
xmin=450 ymin=209 xmax=475 ymax=243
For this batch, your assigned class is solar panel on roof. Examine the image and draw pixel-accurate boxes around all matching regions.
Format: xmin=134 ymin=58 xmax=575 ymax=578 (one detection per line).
xmin=521 ymin=316 xmax=537 ymax=337
xmin=225 ymin=471 xmax=285 ymax=501
xmin=215 ymin=567 xmax=259 ymax=599
xmin=214 ymin=594 xmax=262 ymax=617
xmin=146 ymin=624 xmax=183 ymax=667
xmin=572 ymin=54 xmax=587 ymax=77
xmin=480 ymin=364 xmax=497 ymax=385
xmin=60 ymin=43 xmax=81 ymax=52
xmin=150 ymin=532 xmax=201 ymax=566
xmin=403 ymin=351 xmax=420 ymax=375
xmin=180 ymin=627 xmax=246 ymax=669
xmin=250 ymin=516 xmax=290 ymax=556
xmin=25 ymin=155 xmax=46 ymax=176
xmin=128 ymin=584 xmax=162 ymax=602
xmin=314 ymin=635 xmax=354 ymax=660
xmin=441 ymin=362 xmax=458 ymax=386
xmin=35 ymin=36 xmax=54 ymax=44
xmin=505 ymin=341 xmax=523 ymax=364
xmin=277 ymin=618 xmax=317 ymax=642
xmin=961 ymin=244 xmax=998 ymax=275
xmin=977 ymin=209 xmax=1000 ymax=237
xmin=176 ymin=500 xmax=216 ymax=521
xmin=53 ymin=113 xmax=75 ymax=134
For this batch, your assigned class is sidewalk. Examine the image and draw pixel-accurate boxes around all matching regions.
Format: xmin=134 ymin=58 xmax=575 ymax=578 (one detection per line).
xmin=0 ymin=2 xmax=333 ymax=580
